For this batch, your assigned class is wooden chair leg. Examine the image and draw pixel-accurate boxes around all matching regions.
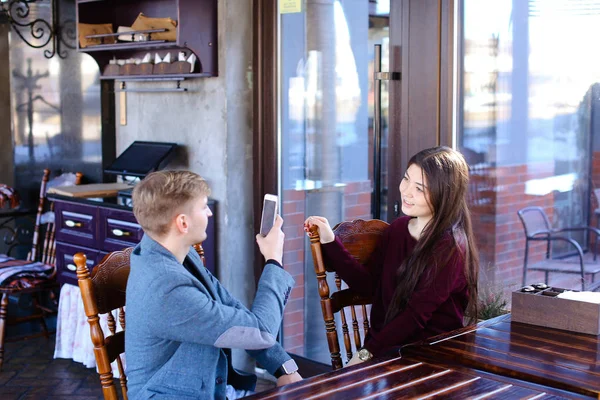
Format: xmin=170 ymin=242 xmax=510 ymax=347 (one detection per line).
xmin=0 ymin=293 xmax=9 ymax=371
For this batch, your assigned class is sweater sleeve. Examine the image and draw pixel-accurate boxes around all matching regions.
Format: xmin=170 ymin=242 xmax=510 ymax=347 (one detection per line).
xmin=320 ymin=226 xmax=390 ymax=297
xmin=363 ymin=248 xmax=466 ymax=356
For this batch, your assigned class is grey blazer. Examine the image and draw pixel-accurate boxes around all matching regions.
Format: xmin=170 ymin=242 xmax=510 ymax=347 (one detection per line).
xmin=125 ymin=234 xmax=295 ymax=399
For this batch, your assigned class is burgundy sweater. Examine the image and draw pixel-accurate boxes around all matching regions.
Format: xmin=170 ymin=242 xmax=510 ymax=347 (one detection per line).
xmin=321 ymin=216 xmax=468 ymax=357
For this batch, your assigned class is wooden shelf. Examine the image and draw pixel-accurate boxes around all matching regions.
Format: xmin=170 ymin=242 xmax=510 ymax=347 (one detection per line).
xmin=85 ymin=28 xmax=167 ymax=39
xmin=78 ymin=41 xmax=175 ymax=52
xmin=77 ymin=0 xmax=218 ymax=78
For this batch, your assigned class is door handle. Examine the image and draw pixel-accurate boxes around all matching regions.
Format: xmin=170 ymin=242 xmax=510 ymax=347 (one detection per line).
xmin=112 ymin=229 xmax=131 ymax=237
xmin=372 ymin=44 xmax=400 ymax=220
xmin=65 ymin=220 xmax=82 ymax=228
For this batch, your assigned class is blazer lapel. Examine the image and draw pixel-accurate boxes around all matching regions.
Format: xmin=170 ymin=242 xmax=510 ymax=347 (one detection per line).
xmin=184 ymin=255 xmax=219 ymax=301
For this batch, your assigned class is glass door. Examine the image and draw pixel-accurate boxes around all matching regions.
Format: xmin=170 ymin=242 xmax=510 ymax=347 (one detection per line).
xmin=278 ymin=0 xmax=393 ymax=363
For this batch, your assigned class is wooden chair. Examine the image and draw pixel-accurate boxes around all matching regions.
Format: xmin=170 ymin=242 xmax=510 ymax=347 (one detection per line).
xmin=307 ymin=219 xmax=389 ymax=370
xmin=518 ymin=206 xmax=600 ymax=291
xmin=75 ymin=248 xmax=131 ymax=400
xmin=76 ymin=243 xmax=208 ymax=400
xmin=0 ymin=169 xmax=82 ymax=370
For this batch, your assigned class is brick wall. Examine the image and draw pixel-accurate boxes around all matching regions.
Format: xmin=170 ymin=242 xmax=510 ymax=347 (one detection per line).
xmin=470 ymin=162 xmax=594 ymax=304
xmin=280 ymin=189 xmax=306 ymax=355
xmin=592 ymin=152 xmax=600 ymax=190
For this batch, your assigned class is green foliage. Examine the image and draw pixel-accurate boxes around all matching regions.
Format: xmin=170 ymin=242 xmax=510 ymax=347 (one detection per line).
xmin=478 ymin=290 xmax=508 ymax=320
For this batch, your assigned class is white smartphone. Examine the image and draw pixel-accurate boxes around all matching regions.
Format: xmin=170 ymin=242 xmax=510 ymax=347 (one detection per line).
xmin=259 ymin=194 xmax=278 ymax=236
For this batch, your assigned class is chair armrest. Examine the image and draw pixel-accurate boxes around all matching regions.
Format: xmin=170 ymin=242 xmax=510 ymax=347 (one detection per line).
xmin=530 ymin=235 xmax=585 ymax=260
xmin=556 ymin=226 xmax=600 ymax=237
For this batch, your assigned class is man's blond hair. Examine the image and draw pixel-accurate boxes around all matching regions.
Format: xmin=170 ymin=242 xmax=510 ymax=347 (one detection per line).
xmin=132 ymin=170 xmax=211 ymax=236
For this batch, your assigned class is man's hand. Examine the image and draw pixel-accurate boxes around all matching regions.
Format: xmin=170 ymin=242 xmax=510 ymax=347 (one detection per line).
xmin=276 ymin=371 xmax=302 ymax=386
xmin=345 ymin=352 xmax=364 ymax=367
xmin=256 ymin=215 xmax=285 ymax=264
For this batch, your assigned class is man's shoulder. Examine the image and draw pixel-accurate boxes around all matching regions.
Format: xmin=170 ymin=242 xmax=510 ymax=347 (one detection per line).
xmin=128 ymin=245 xmax=191 ymax=295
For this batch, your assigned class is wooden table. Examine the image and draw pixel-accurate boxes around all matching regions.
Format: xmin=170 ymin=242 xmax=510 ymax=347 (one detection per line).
xmin=401 ymin=314 xmax=600 ymax=399
xmin=247 ymin=354 xmax=578 ymax=399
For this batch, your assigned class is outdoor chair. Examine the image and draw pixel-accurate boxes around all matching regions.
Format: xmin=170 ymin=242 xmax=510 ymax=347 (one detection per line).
xmin=518 ymin=206 xmax=600 ymax=291
xmin=0 ymin=169 xmax=82 ymax=370
xmin=307 ymin=218 xmax=389 ymax=370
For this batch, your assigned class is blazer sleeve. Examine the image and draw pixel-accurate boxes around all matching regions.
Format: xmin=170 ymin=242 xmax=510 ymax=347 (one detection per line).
xmin=202 ymin=263 xmax=295 ymax=375
xmin=144 ymin=263 xmax=295 ymax=351
xmin=247 ymin=343 xmax=293 ymax=376
xmin=320 ymin=226 xmax=390 ymax=296
xmin=363 ymin=250 xmax=466 ymax=355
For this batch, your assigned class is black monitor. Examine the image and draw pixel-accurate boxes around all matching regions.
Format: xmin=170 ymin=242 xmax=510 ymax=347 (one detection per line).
xmin=104 ymin=141 xmax=178 ymax=178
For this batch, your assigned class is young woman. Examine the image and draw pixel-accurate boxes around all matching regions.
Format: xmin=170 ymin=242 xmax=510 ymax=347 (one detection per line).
xmin=304 ymin=146 xmax=479 ymax=366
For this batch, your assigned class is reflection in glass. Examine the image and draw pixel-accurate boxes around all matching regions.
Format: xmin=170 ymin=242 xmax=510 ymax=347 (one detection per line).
xmin=9 ymin=1 xmax=102 ymax=207
xmin=461 ymin=0 xmax=600 ymax=293
xmin=280 ymin=0 xmax=389 ymax=363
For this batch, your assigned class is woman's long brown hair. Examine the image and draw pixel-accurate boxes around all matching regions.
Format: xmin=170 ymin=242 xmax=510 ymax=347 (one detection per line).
xmin=384 ymin=146 xmax=480 ymax=325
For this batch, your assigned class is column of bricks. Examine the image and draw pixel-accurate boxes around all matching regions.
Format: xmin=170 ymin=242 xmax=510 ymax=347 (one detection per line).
xmin=281 ymin=189 xmax=306 ymax=356
xmin=587 ymin=152 xmax=600 ymax=248
xmin=280 ymin=180 xmax=372 ymax=356
xmin=343 ymin=181 xmax=372 ymax=221
xmin=592 ymin=152 xmax=600 ymax=189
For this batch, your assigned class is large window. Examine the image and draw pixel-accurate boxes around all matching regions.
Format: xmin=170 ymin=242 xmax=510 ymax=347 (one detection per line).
xmin=460 ymin=0 xmax=600 ymax=293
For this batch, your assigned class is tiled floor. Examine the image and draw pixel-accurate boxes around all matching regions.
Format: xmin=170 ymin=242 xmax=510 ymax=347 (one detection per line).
xmin=0 ymin=335 xmax=107 ymax=400
xmin=0 ymin=335 xmax=275 ymax=399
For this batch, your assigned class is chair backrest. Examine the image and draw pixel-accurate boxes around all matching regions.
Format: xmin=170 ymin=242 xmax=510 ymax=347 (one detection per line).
xmin=0 ymin=184 xmax=20 ymax=210
xmin=76 ymin=243 xmax=207 ymax=400
xmin=308 ymin=218 xmax=389 ymax=370
xmin=75 ymin=248 xmax=131 ymax=400
xmin=30 ymin=169 xmax=83 ymax=265
xmin=517 ymin=206 xmax=552 ymax=238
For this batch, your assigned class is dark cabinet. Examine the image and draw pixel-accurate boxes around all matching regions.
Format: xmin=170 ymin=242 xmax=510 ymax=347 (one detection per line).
xmin=52 ymin=196 xmax=217 ymax=285
xmin=76 ymin=0 xmax=218 ymax=80
xmin=98 ymin=208 xmax=144 ymax=252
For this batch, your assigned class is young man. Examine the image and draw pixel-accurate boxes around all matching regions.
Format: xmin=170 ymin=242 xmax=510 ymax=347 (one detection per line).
xmin=126 ymin=170 xmax=301 ymax=399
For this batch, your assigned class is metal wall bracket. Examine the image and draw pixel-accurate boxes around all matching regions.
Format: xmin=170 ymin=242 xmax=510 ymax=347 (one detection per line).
xmin=116 ymin=80 xmax=189 ymax=93
xmin=1 ymin=0 xmax=75 ymax=59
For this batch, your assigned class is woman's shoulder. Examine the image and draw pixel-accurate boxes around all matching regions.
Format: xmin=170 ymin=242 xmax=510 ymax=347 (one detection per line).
xmin=387 ymin=216 xmax=412 ymax=236
xmin=390 ymin=215 xmax=412 ymax=229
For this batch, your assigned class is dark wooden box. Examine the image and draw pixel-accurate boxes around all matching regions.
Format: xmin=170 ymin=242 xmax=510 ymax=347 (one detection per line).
xmin=511 ymin=286 xmax=600 ymax=335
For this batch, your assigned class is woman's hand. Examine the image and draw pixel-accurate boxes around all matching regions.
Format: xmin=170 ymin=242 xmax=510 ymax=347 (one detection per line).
xmin=345 ymin=352 xmax=364 ymax=367
xmin=303 ymin=216 xmax=335 ymax=244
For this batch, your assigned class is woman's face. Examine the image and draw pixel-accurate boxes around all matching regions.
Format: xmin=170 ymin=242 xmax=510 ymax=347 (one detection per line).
xmin=399 ymin=164 xmax=433 ymax=221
